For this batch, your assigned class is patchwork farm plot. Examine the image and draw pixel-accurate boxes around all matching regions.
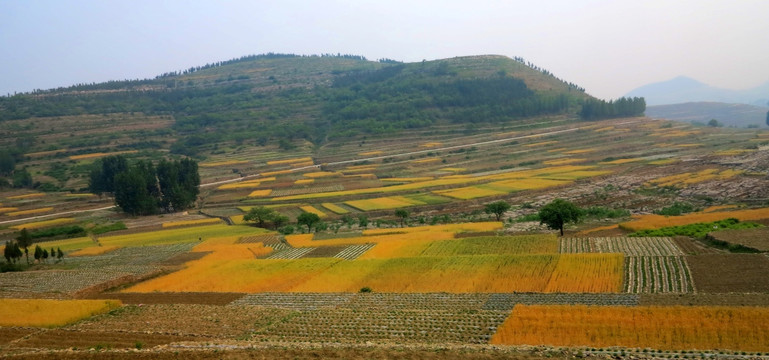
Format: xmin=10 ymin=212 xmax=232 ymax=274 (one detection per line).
xmin=3 ymin=116 xmax=769 ymax=356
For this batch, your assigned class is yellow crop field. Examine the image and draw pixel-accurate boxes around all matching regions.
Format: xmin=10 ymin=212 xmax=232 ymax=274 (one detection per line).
xmin=266 ymin=157 xmax=313 ymax=166
xmin=199 ymin=160 xmax=248 ymax=167
xmin=294 ymin=179 xmax=314 ymax=185
xmin=342 ymin=173 xmax=377 ymax=179
xmin=99 ymin=224 xmax=270 ymax=247
xmin=419 ymin=234 xmax=559 ymax=256
xmin=380 ymin=177 xmax=434 ymax=182
xmin=702 ymin=205 xmax=738 ymax=213
xmin=486 ymin=178 xmax=572 ymax=191
xmin=540 ymin=171 xmax=611 ymax=180
xmin=161 ymin=218 xmax=222 ymax=228
xmin=675 ymin=143 xmax=702 ymax=148
xmin=619 ymin=207 xmax=769 ymax=232
xmin=300 ymin=205 xmax=327 ymax=218
xmin=649 ymin=158 xmax=679 ymax=165
xmin=7 ymin=207 xmax=54 ymax=217
xmin=69 ymin=150 xmax=138 ymax=161
xmin=358 ymin=150 xmax=383 ymax=156
xmin=543 ymin=158 xmax=586 ymax=165
xmin=69 ymin=245 xmax=120 ymax=257
xmin=715 ymin=149 xmax=754 ymax=156
xmin=601 ymin=157 xmax=643 ymax=165
xmin=648 ymin=169 xmax=741 ymax=188
xmin=440 ymin=167 xmax=465 ymax=172
xmin=345 ymin=196 xmax=425 ymax=211
xmin=659 ymin=130 xmax=699 ymax=138
xmin=344 ymin=164 xmax=378 ymax=170
xmin=217 ymin=180 xmax=261 ymax=190
xmin=248 ymin=189 xmax=272 ymax=197
xmin=544 ymin=254 xmax=624 ymax=292
xmin=564 ymin=149 xmax=594 ymax=154
xmin=435 ymin=186 xmax=507 ymax=200
xmin=491 ymin=305 xmax=769 ymax=352
xmin=272 ymin=166 xmax=600 ymax=201
xmin=9 ymin=217 xmax=73 ymax=230
xmin=41 ymin=237 xmax=95 ymax=252
xmin=0 ymin=299 xmax=122 ymax=328
xmin=63 ymin=193 xmax=96 ymax=198
xmin=411 ymin=157 xmax=440 ymax=164
xmin=0 ymin=207 xmax=19 ymax=213
xmin=193 ymin=237 xmax=273 ymax=260
xmin=362 ymin=222 xmax=502 ymax=236
xmin=594 ymin=126 xmax=615 ymax=132
xmin=7 ymin=193 xmax=45 ymax=200
xmin=321 ymin=203 xmax=349 ymax=214
xmin=420 ymin=142 xmax=442 ymax=148
xmin=303 ymin=171 xmax=338 ymax=178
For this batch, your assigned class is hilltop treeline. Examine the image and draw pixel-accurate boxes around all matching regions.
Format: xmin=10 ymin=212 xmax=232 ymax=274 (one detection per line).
xmin=579 ymin=97 xmax=646 ymax=120
xmin=89 ymin=155 xmax=199 ymax=215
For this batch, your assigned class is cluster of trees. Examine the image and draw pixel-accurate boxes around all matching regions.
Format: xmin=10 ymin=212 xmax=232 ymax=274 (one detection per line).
xmin=89 ymin=155 xmax=199 ymax=215
xmin=4 ymin=230 xmax=65 ymax=268
xmin=579 ymin=97 xmax=646 ymax=120
xmin=33 ymin=245 xmax=63 ymax=263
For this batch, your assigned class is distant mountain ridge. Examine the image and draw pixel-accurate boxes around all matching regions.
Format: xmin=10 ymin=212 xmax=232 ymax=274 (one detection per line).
xmin=625 ymin=76 xmax=769 ymax=106
xmin=646 ymin=102 xmax=769 ymax=128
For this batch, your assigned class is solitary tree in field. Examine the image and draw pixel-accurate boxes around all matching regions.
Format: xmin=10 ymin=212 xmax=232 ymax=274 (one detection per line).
xmin=484 ymin=200 xmax=511 ymax=221
xmin=297 ymin=212 xmax=321 ymax=233
xmin=395 ymin=209 xmax=410 ymax=227
xmin=538 ymin=199 xmax=583 ymax=236
xmin=243 ymin=206 xmax=277 ymax=228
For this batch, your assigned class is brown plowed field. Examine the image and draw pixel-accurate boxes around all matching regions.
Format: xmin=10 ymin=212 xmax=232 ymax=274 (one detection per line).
xmin=9 ymin=329 xmax=200 ymax=349
xmin=687 ymin=254 xmax=769 ymax=293
xmin=707 ymin=228 xmax=769 ymax=251
xmin=85 ymin=292 xmax=246 ymax=305
xmin=640 ymin=293 xmax=769 ymax=306
xmin=301 ymin=246 xmax=347 ymax=258
xmin=2 ymin=346 xmax=555 ymax=360
xmin=72 ymin=304 xmax=293 ymax=338
xmin=672 ymin=236 xmax=720 ymax=255
xmin=0 ymin=328 xmax=38 ymax=345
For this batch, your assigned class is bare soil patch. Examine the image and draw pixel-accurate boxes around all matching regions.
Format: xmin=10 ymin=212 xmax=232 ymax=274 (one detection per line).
xmin=0 ymin=328 xmax=38 ymax=345
xmin=301 ymin=246 xmax=348 ymax=258
xmin=707 ymin=228 xmax=769 ymax=251
xmin=237 ymin=234 xmax=282 ymax=245
xmin=85 ymin=292 xmax=246 ymax=305
xmin=10 ymin=329 xmax=199 ymax=349
xmin=687 ymin=254 xmax=769 ymax=293
xmin=72 ymin=304 xmax=292 ymax=338
xmin=672 ymin=236 xmax=721 ymax=255
xmin=640 ymin=293 xmax=769 ymax=306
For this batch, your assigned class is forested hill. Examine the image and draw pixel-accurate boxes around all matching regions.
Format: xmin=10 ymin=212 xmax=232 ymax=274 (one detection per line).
xmin=0 ymin=54 xmax=644 ymax=155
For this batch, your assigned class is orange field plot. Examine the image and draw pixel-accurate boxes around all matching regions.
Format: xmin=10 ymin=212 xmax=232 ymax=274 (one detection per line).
xmin=68 ymin=150 xmax=138 ymax=160
xmin=380 ymin=177 xmax=434 ymax=182
xmin=266 ymin=157 xmax=313 ymax=166
xmin=619 ymin=207 xmax=769 ymax=232
xmin=0 ymin=207 xmax=19 ymax=213
xmin=6 ymin=207 xmax=54 ymax=217
xmin=217 ymin=180 xmax=262 ymax=190
xmin=564 ymin=149 xmax=594 ymax=154
xmin=434 ymin=186 xmax=507 ymax=200
xmin=127 ymin=253 xmax=622 ymax=294
xmin=648 ymin=158 xmax=679 ymax=165
xmin=491 ymin=305 xmax=769 ymax=352
xmin=714 ymin=149 xmax=755 ymax=156
xmin=439 ymin=167 xmax=465 ymax=172
xmin=294 ymin=179 xmax=314 ymax=185
xmin=0 ymin=299 xmax=122 ymax=328
xmin=419 ymin=142 xmax=442 ymax=148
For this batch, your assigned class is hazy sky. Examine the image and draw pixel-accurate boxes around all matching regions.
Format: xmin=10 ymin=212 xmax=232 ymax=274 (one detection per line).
xmin=2 ymin=0 xmax=768 ymax=99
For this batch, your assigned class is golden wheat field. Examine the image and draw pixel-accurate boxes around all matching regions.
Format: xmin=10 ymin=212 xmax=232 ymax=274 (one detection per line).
xmin=491 ymin=305 xmax=769 ymax=352
xmin=9 ymin=217 xmax=75 ymax=230
xmin=619 ymin=207 xmax=769 ymax=231
xmin=0 ymin=299 xmax=122 ymax=328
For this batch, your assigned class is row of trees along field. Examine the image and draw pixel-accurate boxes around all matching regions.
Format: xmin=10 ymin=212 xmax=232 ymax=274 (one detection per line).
xmin=89 ymin=155 xmax=199 ymax=215
xmin=579 ymin=97 xmax=646 ymax=120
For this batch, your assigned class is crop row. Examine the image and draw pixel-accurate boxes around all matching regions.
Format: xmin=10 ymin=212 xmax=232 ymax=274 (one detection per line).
xmin=334 ymin=244 xmax=375 ymax=260
xmin=230 ymin=293 xmax=356 ymax=310
xmin=482 ymin=293 xmax=640 ymax=311
xmin=560 ymin=237 xmax=683 ymax=256
xmin=0 ymin=265 xmax=159 ymax=294
xmin=238 ymin=234 xmax=282 ymax=245
xmin=265 ymin=247 xmax=316 ymax=260
xmin=269 ymin=184 xmax=345 ymax=197
xmin=63 ymin=243 xmax=197 ymax=268
xmin=624 ymin=256 xmax=694 ymax=293
xmin=252 ymin=308 xmax=509 ymax=344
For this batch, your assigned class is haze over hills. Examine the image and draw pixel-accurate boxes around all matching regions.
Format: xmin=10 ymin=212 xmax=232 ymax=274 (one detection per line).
xmin=646 ymin=102 xmax=769 ymax=128
xmin=625 ymin=76 xmax=769 ymax=106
